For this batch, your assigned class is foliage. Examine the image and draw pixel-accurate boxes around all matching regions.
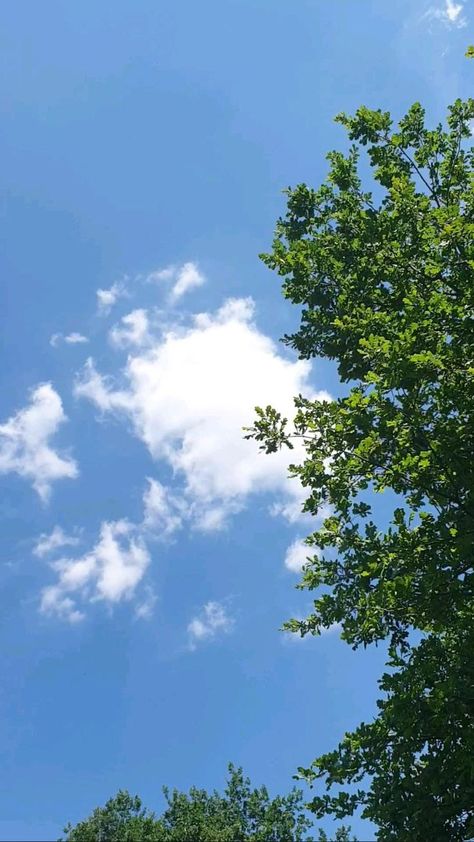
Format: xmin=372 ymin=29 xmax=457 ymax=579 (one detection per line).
xmin=244 ymin=96 xmax=474 ymax=840
xmin=62 ymin=790 xmax=159 ymax=842
xmin=157 ymin=764 xmax=311 ymax=841
xmin=317 ymin=827 xmax=356 ymax=841
xmin=63 ymin=764 xmax=353 ymax=841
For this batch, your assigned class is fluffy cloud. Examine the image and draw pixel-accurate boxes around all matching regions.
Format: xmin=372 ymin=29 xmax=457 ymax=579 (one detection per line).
xmin=0 ymin=383 xmax=78 ymax=501
xmin=96 ymin=282 xmax=127 ymax=315
xmin=50 ymin=332 xmax=89 ymax=348
xmin=40 ymin=519 xmax=150 ymax=622
xmin=75 ymin=296 xmax=331 ymax=529
xmin=187 ymin=601 xmax=234 ymax=649
xmin=34 ymin=526 xmax=80 ymax=558
xmin=109 ymin=309 xmax=149 ymax=348
xmin=145 ymin=262 xmax=205 ymax=301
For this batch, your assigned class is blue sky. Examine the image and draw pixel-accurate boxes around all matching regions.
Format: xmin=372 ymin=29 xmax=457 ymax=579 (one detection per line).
xmin=0 ymin=1 xmax=471 ymax=839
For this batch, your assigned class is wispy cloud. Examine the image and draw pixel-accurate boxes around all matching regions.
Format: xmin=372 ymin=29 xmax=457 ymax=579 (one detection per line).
xmin=425 ymin=0 xmax=467 ymax=28
xmin=96 ymin=282 xmax=127 ymax=315
xmin=144 ymin=265 xmax=176 ymax=283
xmin=33 ymin=526 xmax=80 ymax=558
xmin=169 ymin=262 xmax=205 ymax=301
xmin=142 ymin=478 xmax=184 ymax=537
xmin=0 ymin=384 xmax=78 ymax=501
xmin=50 ymin=332 xmax=89 ymax=348
xmin=74 ymin=358 xmax=131 ymax=414
xmin=145 ymin=261 xmax=206 ymax=302
xmin=40 ymin=519 xmax=150 ymax=622
xmin=187 ymin=601 xmax=234 ymax=649
xmin=134 ymin=586 xmax=157 ymax=620
xmin=109 ymin=309 xmax=150 ymax=348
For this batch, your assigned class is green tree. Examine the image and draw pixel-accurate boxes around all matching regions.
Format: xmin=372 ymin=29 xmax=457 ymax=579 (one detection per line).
xmin=62 ymin=789 xmax=160 ymax=842
xmin=317 ymin=827 xmax=356 ymax=842
xmin=244 ymin=94 xmax=474 ymax=840
xmin=63 ymin=764 xmax=353 ymax=841
xmin=157 ymin=764 xmax=311 ymax=841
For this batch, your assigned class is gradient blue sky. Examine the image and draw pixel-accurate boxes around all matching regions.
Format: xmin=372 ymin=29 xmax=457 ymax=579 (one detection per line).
xmin=0 ymin=1 xmax=471 ymax=839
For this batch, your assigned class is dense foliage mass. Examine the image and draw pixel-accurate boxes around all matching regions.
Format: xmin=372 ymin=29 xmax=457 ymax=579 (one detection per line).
xmin=245 ymin=94 xmax=474 ymax=840
xmin=63 ymin=764 xmax=351 ymax=841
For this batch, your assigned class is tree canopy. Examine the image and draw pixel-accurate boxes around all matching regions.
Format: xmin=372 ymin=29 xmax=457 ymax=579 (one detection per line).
xmin=63 ymin=764 xmax=340 ymax=841
xmin=244 ymin=93 xmax=474 ymax=841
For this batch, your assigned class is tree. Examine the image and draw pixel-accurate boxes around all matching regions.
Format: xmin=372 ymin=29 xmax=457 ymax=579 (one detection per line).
xmin=157 ymin=764 xmax=311 ymax=841
xmin=244 ymin=93 xmax=474 ymax=840
xmin=62 ymin=789 xmax=159 ymax=842
xmin=317 ymin=828 xmax=356 ymax=842
xmin=64 ymin=764 xmax=350 ymax=841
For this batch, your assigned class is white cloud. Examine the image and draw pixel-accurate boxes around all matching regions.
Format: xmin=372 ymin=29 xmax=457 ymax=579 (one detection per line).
xmin=145 ymin=265 xmax=176 ymax=283
xmin=40 ymin=590 xmax=85 ymax=624
xmin=142 ymin=477 xmax=184 ymax=537
xmin=187 ymin=601 xmax=234 ymax=649
xmin=427 ymin=0 xmax=467 ymax=27
xmin=284 ymin=537 xmax=316 ymax=573
xmin=193 ymin=502 xmax=242 ymax=532
xmin=0 ymin=383 xmax=78 ymax=501
xmin=96 ymin=282 xmax=126 ymax=315
xmin=33 ymin=526 xmax=80 ymax=558
xmin=50 ymin=332 xmax=89 ymax=348
xmin=40 ymin=519 xmax=150 ymax=622
xmin=75 ymin=296 xmax=331 ymax=530
xmin=65 ymin=332 xmax=89 ymax=345
xmin=144 ymin=262 xmax=205 ymax=301
xmin=75 ymin=358 xmax=132 ymax=413
xmin=109 ymin=309 xmax=149 ymax=348
xmin=134 ymin=586 xmax=157 ymax=620
xmin=170 ymin=262 xmax=205 ymax=301
xmin=271 ymin=486 xmax=312 ymax=525
xmin=443 ymin=0 xmax=465 ymax=24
